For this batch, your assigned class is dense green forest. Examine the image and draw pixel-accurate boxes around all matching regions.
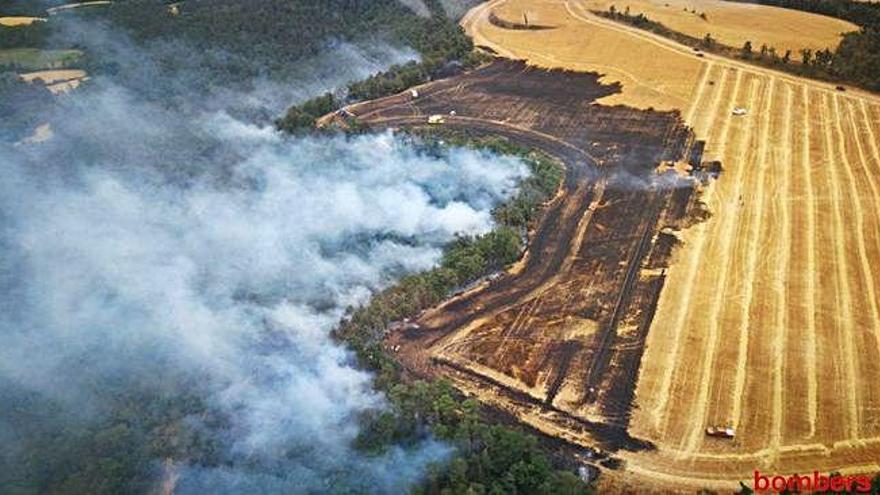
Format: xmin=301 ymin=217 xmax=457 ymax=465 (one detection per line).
xmin=2 ymin=0 xmax=483 ymax=133
xmin=0 ymin=22 xmax=50 ymax=50
xmin=599 ymin=0 xmax=880 ymax=91
xmin=100 ymin=0 xmax=468 ymax=83
xmin=0 ymin=127 xmax=586 ymax=494
xmin=0 ymin=379 xmax=220 ymax=495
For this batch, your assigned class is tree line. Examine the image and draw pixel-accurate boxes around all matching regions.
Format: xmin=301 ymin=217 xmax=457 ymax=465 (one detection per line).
xmin=601 ymin=2 xmax=880 ymax=91
xmin=729 ymin=0 xmax=880 ymax=90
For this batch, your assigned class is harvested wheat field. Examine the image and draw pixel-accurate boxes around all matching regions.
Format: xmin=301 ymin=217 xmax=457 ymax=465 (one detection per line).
xmin=625 ymin=49 xmax=880 ymax=495
xmin=19 ymin=69 xmax=89 ymax=94
xmin=19 ymin=69 xmax=87 ymax=84
xmin=463 ymin=0 xmax=704 ymax=110
xmin=578 ymin=0 xmax=856 ymax=61
xmin=0 ymin=16 xmax=46 ymax=26
xmin=458 ymin=0 xmax=880 ymax=492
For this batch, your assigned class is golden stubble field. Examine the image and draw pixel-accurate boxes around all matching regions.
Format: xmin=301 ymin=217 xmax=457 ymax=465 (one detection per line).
xmin=0 ymin=16 xmax=46 ymax=26
xmin=577 ymin=0 xmax=856 ymax=61
xmin=462 ymin=0 xmax=880 ymax=491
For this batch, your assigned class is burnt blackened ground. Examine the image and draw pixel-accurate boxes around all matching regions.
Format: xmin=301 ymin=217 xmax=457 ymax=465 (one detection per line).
xmin=345 ymin=60 xmax=713 ymax=454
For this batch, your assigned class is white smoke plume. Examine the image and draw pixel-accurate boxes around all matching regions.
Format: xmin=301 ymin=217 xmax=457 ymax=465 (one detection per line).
xmin=0 ymin=19 xmax=530 ymax=495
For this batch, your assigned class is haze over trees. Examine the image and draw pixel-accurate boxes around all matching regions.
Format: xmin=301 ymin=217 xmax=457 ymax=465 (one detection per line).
xmin=276 ymin=0 xmax=482 ymax=132
xmin=0 ymin=1 xmax=592 ymax=494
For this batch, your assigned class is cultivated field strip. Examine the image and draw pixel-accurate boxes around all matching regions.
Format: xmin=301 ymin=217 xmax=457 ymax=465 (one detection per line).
xmin=696 ymin=69 xmax=749 ymax=441
xmin=782 ymin=85 xmax=817 ymax=443
xmin=629 ymin=60 xmax=880 ymax=485
xmin=640 ymin=64 xmax=734 ymax=436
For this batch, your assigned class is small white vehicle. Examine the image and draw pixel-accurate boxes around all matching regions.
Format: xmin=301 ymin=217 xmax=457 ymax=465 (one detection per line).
xmin=706 ymin=426 xmax=736 ymax=438
xmin=427 ymin=114 xmax=445 ymax=124
xmin=732 ymin=107 xmax=748 ymax=116
xmin=410 ymin=89 xmax=419 ymax=98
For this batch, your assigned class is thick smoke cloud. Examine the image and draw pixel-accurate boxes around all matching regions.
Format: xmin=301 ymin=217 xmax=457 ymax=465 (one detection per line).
xmin=54 ymin=18 xmax=419 ymax=120
xmin=0 ymin=20 xmax=529 ymax=494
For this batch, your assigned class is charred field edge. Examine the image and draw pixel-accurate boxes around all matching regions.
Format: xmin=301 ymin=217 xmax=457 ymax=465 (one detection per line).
xmin=330 ymin=59 xmax=719 ymax=471
xmin=330 ymin=115 xmax=599 ymax=493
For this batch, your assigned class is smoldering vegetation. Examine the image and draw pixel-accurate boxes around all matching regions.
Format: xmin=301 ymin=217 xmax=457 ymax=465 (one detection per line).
xmin=0 ymin=18 xmax=530 ymax=495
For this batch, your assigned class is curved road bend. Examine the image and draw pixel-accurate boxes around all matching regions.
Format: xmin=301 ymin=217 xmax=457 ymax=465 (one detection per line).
xmin=363 ymin=115 xmax=606 ymax=348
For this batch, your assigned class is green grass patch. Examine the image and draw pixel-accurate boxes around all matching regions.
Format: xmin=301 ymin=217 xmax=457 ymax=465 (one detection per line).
xmin=0 ymin=48 xmax=82 ymax=70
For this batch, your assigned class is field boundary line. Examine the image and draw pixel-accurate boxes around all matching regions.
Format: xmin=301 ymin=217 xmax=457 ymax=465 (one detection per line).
xmin=730 ymin=76 xmax=774 ymax=430
xmin=650 ymin=69 xmax=729 ymax=437
xmin=771 ymin=83 xmax=795 ymax=456
xmin=821 ymin=94 xmax=860 ymax=440
xmin=801 ymin=85 xmax=818 ymax=437
xmin=678 ymin=69 xmax=746 ymax=455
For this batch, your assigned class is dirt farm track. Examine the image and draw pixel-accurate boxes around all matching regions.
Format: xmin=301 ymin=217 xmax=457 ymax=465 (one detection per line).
xmin=352 ymin=0 xmax=880 ymax=491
